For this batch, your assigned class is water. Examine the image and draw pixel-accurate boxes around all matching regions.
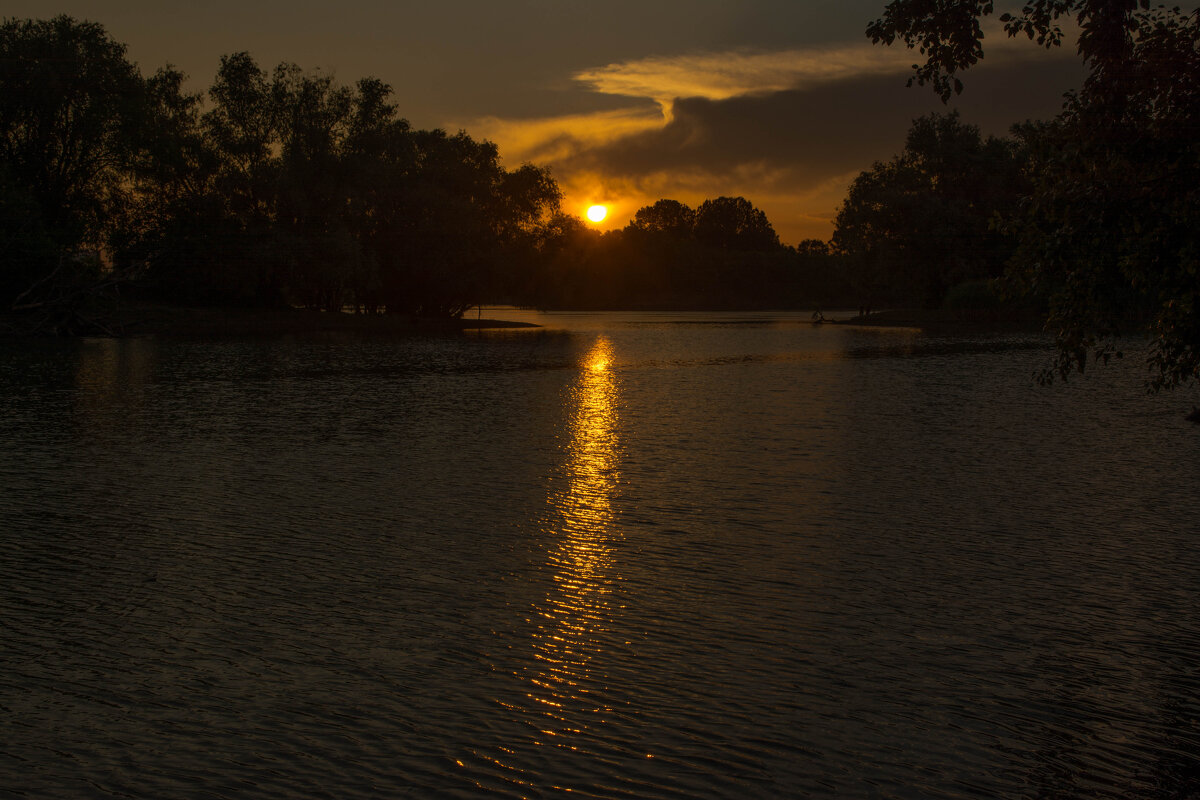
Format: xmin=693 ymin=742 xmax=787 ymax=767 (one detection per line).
xmin=2 ymin=310 xmax=1198 ymax=798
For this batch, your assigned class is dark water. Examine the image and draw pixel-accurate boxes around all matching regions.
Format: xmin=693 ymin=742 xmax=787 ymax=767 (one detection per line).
xmin=2 ymin=310 xmax=1198 ymax=799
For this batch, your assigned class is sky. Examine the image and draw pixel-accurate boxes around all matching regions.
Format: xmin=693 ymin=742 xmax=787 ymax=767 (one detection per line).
xmin=10 ymin=1 xmax=1090 ymax=243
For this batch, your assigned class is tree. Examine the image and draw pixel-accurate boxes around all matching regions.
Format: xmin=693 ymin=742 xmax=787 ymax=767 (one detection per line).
xmin=867 ymin=0 xmax=1200 ymax=389
xmin=0 ymin=169 xmax=57 ymax=304
xmin=693 ymin=196 xmax=780 ymax=252
xmin=107 ymin=66 xmax=211 ymax=287
xmin=377 ymin=128 xmax=559 ymax=317
xmin=271 ymin=64 xmax=361 ymax=311
xmin=867 ymin=0 xmax=1159 ymax=101
xmin=832 ymin=112 xmax=1024 ymax=308
xmin=125 ymin=49 xmax=560 ymax=316
xmin=795 ymin=239 xmax=830 ymax=257
xmin=619 ymin=200 xmax=701 ymax=302
xmin=0 ymin=19 xmax=568 ymax=319
xmin=126 ymin=51 xmax=283 ymax=306
xmin=341 ymin=77 xmax=415 ymax=312
xmin=628 ymin=199 xmax=696 ymax=238
xmin=1004 ymin=7 xmax=1200 ymax=389
xmin=0 ymin=16 xmax=146 ymax=303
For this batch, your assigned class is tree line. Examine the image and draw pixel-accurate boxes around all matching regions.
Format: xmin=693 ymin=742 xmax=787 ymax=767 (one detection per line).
xmin=0 ymin=17 xmax=560 ymax=319
xmin=2 ymin=8 xmax=1196 ymax=389
xmin=0 ymin=15 xmax=1033 ymax=323
xmin=517 ymin=196 xmax=848 ymax=310
xmin=0 ymin=16 xmax=840 ymax=320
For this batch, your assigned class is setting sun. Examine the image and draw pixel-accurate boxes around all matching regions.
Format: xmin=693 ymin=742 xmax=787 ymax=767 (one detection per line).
xmin=586 ymin=204 xmax=608 ymax=223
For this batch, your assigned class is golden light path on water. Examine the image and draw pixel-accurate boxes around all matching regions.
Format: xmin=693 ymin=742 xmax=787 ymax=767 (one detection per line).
xmin=471 ymin=336 xmax=623 ymax=791
xmin=536 ymin=336 xmax=619 ymax=708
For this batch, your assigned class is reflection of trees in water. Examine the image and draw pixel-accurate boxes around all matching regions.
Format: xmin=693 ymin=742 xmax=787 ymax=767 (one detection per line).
xmin=72 ymin=338 xmax=157 ymax=415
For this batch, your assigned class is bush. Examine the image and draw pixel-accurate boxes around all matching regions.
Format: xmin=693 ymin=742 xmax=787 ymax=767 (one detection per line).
xmin=943 ymin=279 xmax=999 ymax=310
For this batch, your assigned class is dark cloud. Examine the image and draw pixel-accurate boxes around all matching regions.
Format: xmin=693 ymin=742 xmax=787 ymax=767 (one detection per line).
xmin=560 ymin=54 xmax=1085 ymax=187
xmin=4 ymin=0 xmax=888 ymax=122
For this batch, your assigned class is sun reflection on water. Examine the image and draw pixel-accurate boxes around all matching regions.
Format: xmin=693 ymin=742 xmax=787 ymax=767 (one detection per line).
xmin=469 ymin=337 xmax=623 ymax=788
xmin=533 ymin=336 xmax=620 ymax=717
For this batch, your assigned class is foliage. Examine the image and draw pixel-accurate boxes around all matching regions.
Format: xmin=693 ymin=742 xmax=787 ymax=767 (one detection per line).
xmin=832 ymin=112 xmax=1025 ymax=309
xmin=128 ymin=51 xmax=561 ymax=315
xmin=796 ymin=239 xmax=831 ymax=257
xmin=1004 ymin=6 xmax=1200 ymax=389
xmin=628 ymin=199 xmax=696 ymax=238
xmin=867 ymin=0 xmax=1155 ymax=101
xmin=377 ymin=128 xmax=559 ymax=317
xmin=869 ymin=0 xmax=1200 ymax=389
xmin=0 ymin=17 xmax=567 ymax=318
xmin=0 ymin=16 xmax=147 ymax=304
xmin=694 ymin=196 xmax=781 ymax=252
xmin=943 ymin=278 xmax=1001 ymax=310
xmin=0 ymin=170 xmax=57 ymax=303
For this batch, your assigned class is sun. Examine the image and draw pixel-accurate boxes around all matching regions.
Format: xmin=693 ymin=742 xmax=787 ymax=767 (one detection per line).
xmin=586 ymin=204 xmax=608 ymax=223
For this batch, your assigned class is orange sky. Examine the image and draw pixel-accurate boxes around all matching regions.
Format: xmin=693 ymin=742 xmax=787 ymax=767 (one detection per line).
xmin=10 ymin=1 xmax=1092 ymax=242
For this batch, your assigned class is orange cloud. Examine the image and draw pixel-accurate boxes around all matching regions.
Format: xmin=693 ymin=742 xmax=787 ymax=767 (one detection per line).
xmin=457 ymin=31 xmax=1081 ymax=243
xmin=464 ymin=41 xmax=924 ymax=163
xmin=464 ymin=105 xmax=666 ymax=165
xmin=574 ymin=43 xmax=915 ymax=110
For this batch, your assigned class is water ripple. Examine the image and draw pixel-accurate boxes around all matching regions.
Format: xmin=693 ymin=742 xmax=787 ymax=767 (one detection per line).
xmin=1 ymin=323 xmax=1198 ymax=797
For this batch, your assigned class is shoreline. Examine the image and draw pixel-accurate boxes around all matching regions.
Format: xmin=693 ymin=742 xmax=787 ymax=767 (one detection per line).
xmin=0 ymin=303 xmax=540 ymax=338
xmin=1 ymin=303 xmax=1050 ymax=338
xmin=824 ymin=308 xmax=1048 ymax=334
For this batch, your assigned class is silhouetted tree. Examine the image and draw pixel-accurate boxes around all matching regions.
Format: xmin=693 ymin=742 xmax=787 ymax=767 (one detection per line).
xmin=1004 ymin=7 xmax=1200 ymax=389
xmin=118 ymin=48 xmax=561 ymax=316
xmin=795 ymin=239 xmax=830 ymax=257
xmin=0 ymin=16 xmax=145 ymax=304
xmin=146 ymin=51 xmax=288 ymax=306
xmin=517 ymin=196 xmax=825 ymax=310
xmin=868 ymin=0 xmax=1200 ymax=388
xmin=379 ymin=129 xmax=558 ymax=317
xmin=629 ymin=199 xmax=696 ymax=238
xmin=524 ymin=213 xmax=605 ymax=307
xmin=0 ymin=169 xmax=57 ymax=304
xmin=832 ymin=112 xmax=1024 ymax=309
xmin=693 ymin=196 xmax=781 ymax=252
xmin=615 ymin=200 xmax=699 ymax=302
xmin=790 ymin=240 xmax=852 ymax=308
xmin=271 ymin=64 xmax=361 ymax=311
xmin=109 ymin=66 xmax=212 ymax=289
xmin=867 ymin=0 xmax=1157 ymax=101
xmin=341 ymin=77 xmax=415 ymax=312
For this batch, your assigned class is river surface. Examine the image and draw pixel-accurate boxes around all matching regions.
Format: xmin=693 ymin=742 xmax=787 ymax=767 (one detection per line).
xmin=2 ymin=310 xmax=1198 ymax=799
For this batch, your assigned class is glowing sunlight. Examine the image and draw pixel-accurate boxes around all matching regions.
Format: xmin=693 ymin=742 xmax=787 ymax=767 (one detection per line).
xmin=492 ymin=336 xmax=622 ymax=767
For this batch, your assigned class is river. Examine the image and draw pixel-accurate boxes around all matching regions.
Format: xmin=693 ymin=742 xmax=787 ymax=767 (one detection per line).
xmin=2 ymin=310 xmax=1198 ymax=798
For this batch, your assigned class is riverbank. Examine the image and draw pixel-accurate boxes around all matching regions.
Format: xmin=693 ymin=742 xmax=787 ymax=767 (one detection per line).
xmin=1 ymin=302 xmax=1048 ymax=338
xmin=829 ymin=308 xmax=1048 ymax=333
xmin=0 ymin=302 xmax=539 ymax=338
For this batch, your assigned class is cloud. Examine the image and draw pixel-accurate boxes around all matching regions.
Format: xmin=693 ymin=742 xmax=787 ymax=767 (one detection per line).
xmin=461 ymin=103 xmax=665 ymax=166
xmin=573 ymin=43 xmax=916 ymax=110
xmin=564 ymin=54 xmax=1081 ymax=179
xmin=573 ymin=22 xmax=1068 ymax=111
xmin=466 ymin=37 xmax=1085 ymax=242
